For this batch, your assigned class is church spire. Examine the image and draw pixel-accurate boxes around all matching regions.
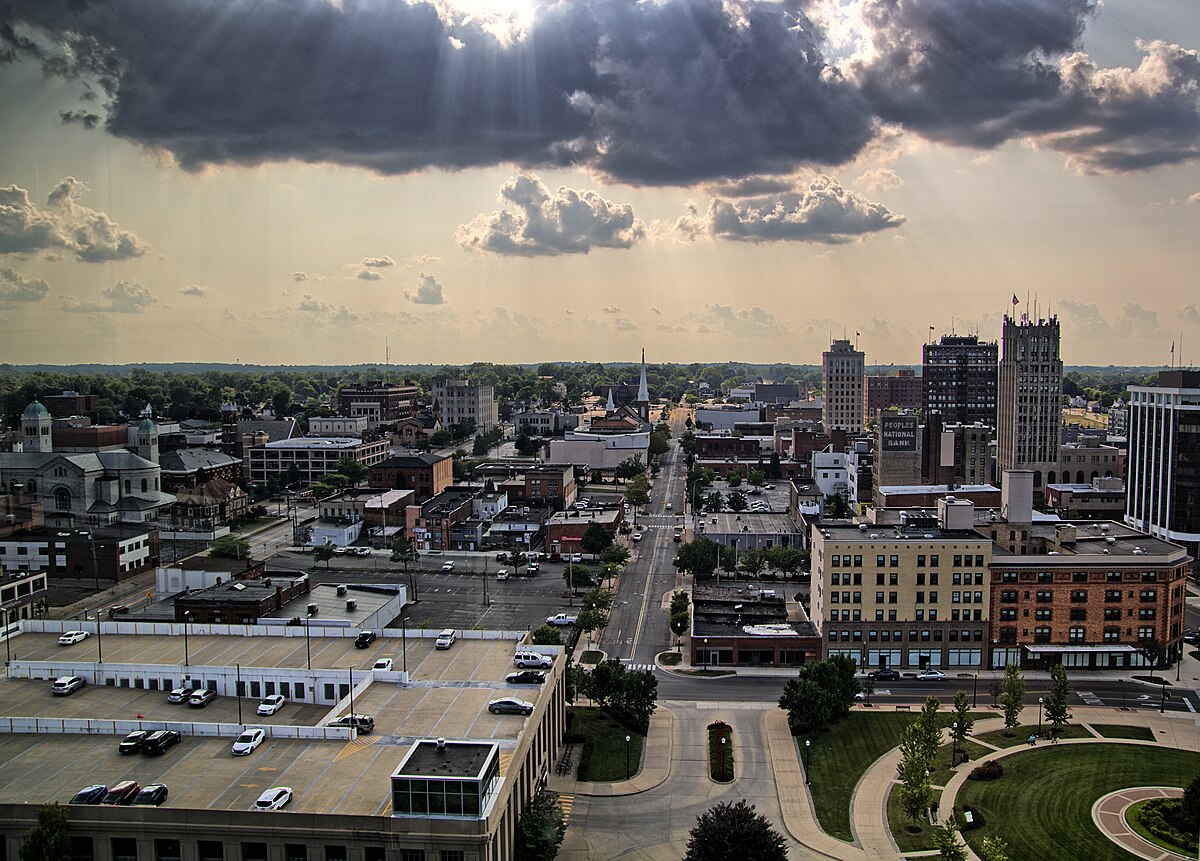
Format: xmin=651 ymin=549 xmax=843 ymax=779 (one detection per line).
xmin=606 ymin=388 xmax=615 ymax=412
xmin=637 ymin=348 xmax=649 ymax=404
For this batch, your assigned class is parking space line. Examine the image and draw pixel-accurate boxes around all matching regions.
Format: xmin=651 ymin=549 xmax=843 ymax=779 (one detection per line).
xmin=333 ymin=736 xmax=378 ymax=762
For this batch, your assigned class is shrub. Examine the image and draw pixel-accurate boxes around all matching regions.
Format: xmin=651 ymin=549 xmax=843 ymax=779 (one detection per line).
xmin=1137 ymin=799 xmax=1199 ymax=854
xmin=969 ymin=761 xmax=1005 ymax=781
xmin=575 ymin=742 xmax=595 ymax=782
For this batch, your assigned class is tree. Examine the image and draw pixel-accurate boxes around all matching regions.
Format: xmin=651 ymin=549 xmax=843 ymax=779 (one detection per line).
xmin=768 ymin=451 xmax=782 ymax=479
xmin=727 ymin=491 xmax=748 ymax=512
xmin=580 ymin=522 xmax=614 ymax=557
xmin=988 ymin=679 xmax=1002 ymax=707
xmin=531 ymin=624 xmax=563 ymax=646
xmin=778 ymin=655 xmax=859 ymax=733
xmin=897 ymin=722 xmax=934 ymax=828
xmin=727 ymin=467 xmax=744 ymax=488
xmin=312 ymin=544 xmax=335 ymax=568
xmin=615 ymin=455 xmax=646 ymax=481
xmin=514 ymin=791 xmax=566 ymax=861
xmin=998 ymin=663 xmax=1025 ymax=730
xmin=210 ymin=535 xmax=251 ymax=559
xmin=390 ymin=536 xmax=419 ymax=571
xmin=19 ymin=803 xmax=70 ymax=861
xmin=747 ymin=467 xmax=767 ymax=488
xmin=824 ymin=491 xmax=850 ymax=518
xmin=740 ymin=547 xmax=766 ymax=579
xmin=614 ymin=668 xmax=658 ymax=730
xmin=951 ymin=690 xmax=973 ymax=752
xmin=933 ymin=818 xmax=968 ymax=861
xmin=1139 ymin=638 xmax=1166 ymax=678
xmin=1044 ymin=663 xmax=1072 ymax=737
xmin=978 ymin=836 xmax=1011 ymax=861
xmin=334 ymin=455 xmax=368 ymax=487
xmin=675 ymin=536 xmax=720 ymax=579
xmin=624 ymin=475 xmax=651 ymax=512
xmin=683 ymin=800 xmax=787 ymax=861
xmin=563 ymin=563 xmax=593 ymax=594
xmin=704 ymin=491 xmax=725 ymax=513
xmin=648 ymin=431 xmax=669 ymax=459
xmin=576 ymin=606 xmax=607 ymax=648
xmin=599 ymin=543 xmax=630 ymax=567
xmin=914 ymin=696 xmax=944 ymax=765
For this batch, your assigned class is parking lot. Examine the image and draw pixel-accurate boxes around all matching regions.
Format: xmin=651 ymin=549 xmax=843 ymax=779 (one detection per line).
xmin=0 ymin=637 xmax=560 ymax=815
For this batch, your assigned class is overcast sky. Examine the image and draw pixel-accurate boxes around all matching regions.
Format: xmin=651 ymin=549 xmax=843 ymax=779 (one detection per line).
xmin=1 ymin=0 xmax=1198 ymax=367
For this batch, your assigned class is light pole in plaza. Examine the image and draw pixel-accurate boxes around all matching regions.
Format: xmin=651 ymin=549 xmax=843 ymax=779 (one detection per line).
xmin=1037 ymin=697 xmax=1043 ymax=737
xmin=804 ymin=739 xmax=812 ymax=785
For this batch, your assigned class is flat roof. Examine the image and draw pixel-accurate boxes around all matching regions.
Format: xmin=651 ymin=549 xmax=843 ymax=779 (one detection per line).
xmin=704 ymin=512 xmax=800 ymax=533
xmin=0 ymin=632 xmax=558 ymax=816
xmin=396 ymin=740 xmax=497 ymax=779
xmin=261 ymin=437 xmax=366 ymax=449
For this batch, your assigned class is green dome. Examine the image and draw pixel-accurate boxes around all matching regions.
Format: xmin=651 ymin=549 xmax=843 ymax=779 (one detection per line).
xmin=22 ymin=401 xmax=50 ymax=419
xmin=138 ymin=417 xmax=157 ymax=433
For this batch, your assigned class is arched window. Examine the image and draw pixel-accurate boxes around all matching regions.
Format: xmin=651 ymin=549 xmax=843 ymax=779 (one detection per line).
xmin=54 ymin=488 xmax=71 ymax=511
xmin=1090 ymin=471 xmax=1098 ymax=483
xmin=1076 ymin=470 xmax=1085 ymax=484
xmin=124 ymin=479 xmax=131 ymax=493
xmin=1033 ymin=470 xmax=1042 ymax=488
xmin=141 ymin=479 xmax=148 ymax=493
xmin=27 ymin=480 xmax=36 ymax=493
xmin=1047 ymin=471 xmax=1056 ymax=486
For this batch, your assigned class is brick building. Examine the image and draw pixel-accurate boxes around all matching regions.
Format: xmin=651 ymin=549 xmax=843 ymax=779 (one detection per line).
xmin=689 ymin=584 xmax=821 ymax=668
xmin=336 ymin=380 xmax=420 ymax=427
xmin=369 ymin=453 xmax=453 ymax=503
xmin=863 ymin=369 xmax=922 ymax=422
xmin=174 ymin=574 xmax=313 ymax=624
xmin=544 ymin=508 xmax=623 ymax=557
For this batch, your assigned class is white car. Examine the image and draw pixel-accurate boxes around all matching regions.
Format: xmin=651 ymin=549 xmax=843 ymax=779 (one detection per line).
xmin=632 ymin=533 xmax=643 ymax=542
xmin=434 ymin=629 xmax=456 ymax=650
xmin=254 ymin=786 xmax=293 ymax=810
xmin=496 ymin=570 xmax=510 ymax=581
xmin=915 ymin=670 xmax=946 ymax=681
xmin=256 ymin=694 xmax=286 ymax=716
xmin=372 ymin=658 xmax=394 ymax=672
xmin=441 ymin=561 xmax=455 ymax=571
xmin=354 ymin=547 xmax=371 ymax=557
xmin=58 ymin=630 xmax=90 ymax=646
xmin=665 ymin=502 xmax=672 ymax=509
xmin=570 ymin=553 xmax=583 ymax=563
xmin=231 ymin=728 xmax=266 ymax=756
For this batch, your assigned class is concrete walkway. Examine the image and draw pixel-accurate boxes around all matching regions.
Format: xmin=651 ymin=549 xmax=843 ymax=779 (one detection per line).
xmin=1092 ymin=787 xmax=1190 ymax=861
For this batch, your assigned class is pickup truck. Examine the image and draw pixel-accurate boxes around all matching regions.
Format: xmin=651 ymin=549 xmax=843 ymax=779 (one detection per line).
xmin=546 ymin=613 xmax=578 ymax=626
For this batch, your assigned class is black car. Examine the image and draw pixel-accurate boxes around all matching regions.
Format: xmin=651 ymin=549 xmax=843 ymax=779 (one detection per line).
xmin=1184 ymin=630 xmax=1200 ymax=646
xmin=868 ymin=669 xmax=899 ymax=681
xmin=118 ymin=730 xmax=150 ymax=754
xmin=131 ymin=784 xmax=169 ymax=806
xmin=505 ymin=670 xmax=547 ymax=685
xmin=353 ymin=631 xmax=377 ymax=649
xmin=69 ymin=784 xmax=107 ymax=805
xmin=141 ymin=730 xmax=182 ymax=756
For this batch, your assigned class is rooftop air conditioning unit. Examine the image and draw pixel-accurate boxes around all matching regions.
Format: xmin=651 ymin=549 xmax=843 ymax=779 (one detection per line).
xmin=336 ymin=585 xmax=348 ymax=596
xmin=307 ymin=603 xmax=318 ymax=616
xmin=346 ymin=599 xmax=357 ymax=611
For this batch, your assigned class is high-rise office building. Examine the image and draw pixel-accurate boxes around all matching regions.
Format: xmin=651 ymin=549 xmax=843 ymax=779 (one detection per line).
xmin=823 ymin=339 xmax=865 ymax=432
xmin=996 ymin=315 xmax=1062 ymax=494
xmin=1125 ymin=370 xmax=1200 ymax=558
xmin=432 ymin=378 xmax=499 ymax=432
xmin=922 ymin=334 xmax=998 ymax=426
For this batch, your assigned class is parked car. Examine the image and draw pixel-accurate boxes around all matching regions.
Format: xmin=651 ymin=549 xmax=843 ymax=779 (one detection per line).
xmin=372 ymin=658 xmax=394 ymax=672
xmin=570 ymin=553 xmax=583 ymax=563
xmin=332 ymin=546 xmax=352 ymax=555
xmin=631 ymin=533 xmax=643 ymax=542
xmin=167 ymin=686 xmax=195 ymax=703
xmin=354 ymin=547 xmax=371 ymax=557
xmin=328 ymin=714 xmax=374 ymax=734
xmin=254 ymin=786 xmax=293 ymax=811
xmin=665 ymin=502 xmax=672 ymax=510
xmin=107 ymin=605 xmax=129 ymax=619
xmin=256 ymin=694 xmax=286 ymax=716
xmin=187 ymin=688 xmax=216 ymax=707
xmin=51 ymin=676 xmax=86 ymax=696
xmin=141 ymin=730 xmax=182 ymax=756
xmin=513 ymin=651 xmax=553 ymax=669
xmin=118 ymin=730 xmax=150 ymax=754
xmin=496 ymin=570 xmax=510 ymax=581
xmin=353 ymin=630 xmax=378 ymax=649
xmin=131 ymin=784 xmax=169 ymax=806
xmin=915 ymin=670 xmax=946 ymax=681
xmin=546 ymin=613 xmax=577 ymax=626
xmin=231 ymin=728 xmax=266 ymax=756
xmin=495 ymin=552 xmax=508 ymax=562
xmin=505 ymin=670 xmax=547 ymax=685
xmin=435 ymin=629 xmax=456 ymax=650
xmin=488 ymin=697 xmax=534 ymax=716
xmin=441 ymin=561 xmax=455 ymax=571
xmin=70 ymin=784 xmax=108 ymax=805
xmin=57 ymin=630 xmax=90 ymax=646
xmin=525 ymin=562 xmax=540 ymax=574
xmin=102 ymin=781 xmax=141 ymax=805
xmin=867 ymin=669 xmax=899 ymax=681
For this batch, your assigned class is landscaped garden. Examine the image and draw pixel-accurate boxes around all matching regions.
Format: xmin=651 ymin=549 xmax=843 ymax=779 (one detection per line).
xmin=707 ymin=721 xmax=734 ymax=782
xmin=956 ymin=744 xmax=1200 ymax=861
xmin=973 ymin=723 xmax=1092 ymax=748
xmin=564 ymin=708 xmax=643 ymax=782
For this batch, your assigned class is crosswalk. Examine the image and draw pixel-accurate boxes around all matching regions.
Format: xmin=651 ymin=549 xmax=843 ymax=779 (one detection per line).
xmin=620 ymin=661 xmax=659 ymax=673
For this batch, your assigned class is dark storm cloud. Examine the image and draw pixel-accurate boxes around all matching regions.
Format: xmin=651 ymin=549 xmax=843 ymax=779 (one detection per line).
xmin=3 ymin=0 xmax=1198 ymax=182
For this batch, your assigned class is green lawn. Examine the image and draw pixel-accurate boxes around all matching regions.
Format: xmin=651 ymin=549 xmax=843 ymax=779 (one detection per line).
xmin=1090 ymin=724 xmax=1157 ymax=742
xmin=973 ymin=723 xmax=1092 ymax=748
xmin=957 ymin=744 xmax=1200 ymax=861
xmin=887 ymin=786 xmax=942 ymax=853
xmin=565 ymin=708 xmax=643 ymax=782
xmin=802 ymin=712 xmax=920 ymax=842
xmin=929 ymin=739 xmax=993 ymax=786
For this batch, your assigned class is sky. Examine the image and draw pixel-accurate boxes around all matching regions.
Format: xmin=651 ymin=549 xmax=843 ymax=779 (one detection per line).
xmin=0 ymin=0 xmax=1198 ymax=368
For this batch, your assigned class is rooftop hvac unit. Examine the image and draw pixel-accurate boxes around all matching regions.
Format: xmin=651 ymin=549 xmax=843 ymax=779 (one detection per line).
xmin=307 ymin=603 xmax=318 ymax=616
xmin=336 ymin=585 xmax=348 ymax=596
xmin=346 ymin=599 xmax=357 ymax=611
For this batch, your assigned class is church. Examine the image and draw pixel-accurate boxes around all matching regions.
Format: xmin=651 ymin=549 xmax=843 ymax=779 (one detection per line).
xmin=0 ymin=401 xmax=176 ymax=527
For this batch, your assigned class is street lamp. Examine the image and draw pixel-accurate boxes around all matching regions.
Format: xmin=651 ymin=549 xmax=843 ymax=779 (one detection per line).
xmin=1037 ymin=697 xmax=1043 ymax=737
xmin=625 ymin=735 xmax=631 ymax=780
xmin=972 ymin=672 xmax=979 ymax=709
xmin=304 ymin=611 xmax=313 ymax=671
xmin=703 ymin=638 xmax=709 ymax=671
xmin=93 ymin=609 xmax=103 ymax=665
xmin=0 ymin=606 xmax=12 ymax=667
xmin=182 ymin=611 xmax=192 ymax=667
xmin=401 ymin=615 xmax=408 ymax=677
xmin=720 ymin=736 xmax=727 ymax=780
xmin=951 ymin=721 xmax=958 ymax=763
xmin=235 ymin=662 xmax=243 ymax=726
xmin=804 ymin=739 xmax=812 ymax=785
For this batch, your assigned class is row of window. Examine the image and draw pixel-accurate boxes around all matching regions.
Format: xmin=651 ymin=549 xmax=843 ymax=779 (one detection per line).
xmin=997 ymin=626 xmax=1157 ymax=644
xmin=829 ymin=553 xmax=987 ymax=568
xmin=999 ymin=588 xmax=1159 ymax=603
xmin=65 ymin=837 xmax=460 ymax=861
xmin=999 ymin=607 xmax=1155 ymax=621
xmin=998 ymin=571 xmax=1161 ymax=583
xmin=827 ymin=628 xmax=985 ymax=643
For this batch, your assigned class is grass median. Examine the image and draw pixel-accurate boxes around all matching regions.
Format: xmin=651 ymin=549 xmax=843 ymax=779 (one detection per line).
xmin=957 ymin=743 xmax=1200 ymax=861
xmin=565 ymin=707 xmax=644 ymax=782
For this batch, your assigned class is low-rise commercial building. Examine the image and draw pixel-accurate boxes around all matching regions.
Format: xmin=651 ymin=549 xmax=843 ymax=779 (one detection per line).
xmin=247 ymin=437 xmax=390 ymax=487
xmin=369 ymin=453 xmax=454 ymax=503
xmin=544 ymin=508 xmax=623 ymax=556
xmin=690 ymin=584 xmax=821 ymax=668
xmin=0 ymin=525 xmax=159 ymax=583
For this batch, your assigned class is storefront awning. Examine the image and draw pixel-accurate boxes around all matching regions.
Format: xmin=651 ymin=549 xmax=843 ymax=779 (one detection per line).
xmin=1024 ymin=644 xmax=1138 ymax=654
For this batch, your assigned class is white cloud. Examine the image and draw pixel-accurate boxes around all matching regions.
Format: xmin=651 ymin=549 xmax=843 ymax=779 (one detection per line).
xmin=360 ymin=256 xmax=395 ymax=268
xmin=408 ymin=272 xmax=446 ymax=305
xmin=355 ymin=269 xmax=384 ymax=281
xmin=0 ymin=177 xmax=148 ymax=261
xmin=458 ymin=173 xmax=646 ymax=257
xmin=614 ymin=318 xmax=638 ymax=331
xmin=672 ymin=175 xmax=905 ymax=244
xmin=855 ymin=168 xmax=903 ymax=191
xmin=1180 ymin=304 xmax=1200 ymax=326
xmin=179 ymin=284 xmax=208 ymax=297
xmin=292 ymin=271 xmax=325 ymax=282
xmin=601 ymin=304 xmax=621 ymax=314
xmin=64 ymin=281 xmax=156 ymax=314
xmin=297 ymin=293 xmax=358 ymax=321
xmin=0 ymin=266 xmax=49 ymax=302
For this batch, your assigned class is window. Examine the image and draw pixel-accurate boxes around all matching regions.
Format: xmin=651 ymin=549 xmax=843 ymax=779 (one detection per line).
xmin=917 ymin=554 xmax=926 ymax=567
xmin=1070 ymin=590 xmax=1087 ymax=603
xmin=401 ymin=851 xmax=426 ymax=861
xmin=1138 ymin=627 xmax=1155 ymax=641
xmin=242 ymin=845 xmax=268 ymax=861
xmin=1139 ymin=608 xmax=1156 ymax=620
xmin=285 ymin=847 xmax=307 ymax=861
xmin=1001 ymin=572 xmax=1017 ymax=583
xmin=930 ymin=555 xmax=939 ymax=567
xmin=1072 ymin=572 xmax=1088 ymax=583
xmin=1034 ymin=627 xmax=1051 ymax=644
xmin=1000 ymin=590 xmax=1018 ymax=603
xmin=1035 ymin=609 xmax=1052 ymax=621
xmin=889 ymin=592 xmax=898 ymax=604
xmin=325 ymin=849 xmax=347 ymax=861
xmin=929 ymin=573 xmax=939 ymax=585
xmin=1105 ymin=589 xmax=1121 ymax=603
xmin=876 ymin=573 xmax=885 ymax=585
xmin=71 ymin=838 xmax=94 ymax=861
xmin=890 ymin=555 xmax=899 ymax=567
xmin=876 ymin=555 xmax=885 ymax=567
xmin=917 ymin=572 xmax=926 ymax=585
xmin=1000 ymin=608 xmax=1017 ymax=621
xmin=1139 ymin=590 xmax=1157 ymax=603
xmin=1103 ymin=627 xmax=1120 ymax=642
xmin=1068 ymin=627 xmax=1085 ymax=643
xmin=1069 ymin=608 xmax=1087 ymax=621
xmin=112 ymin=840 xmax=137 ymax=861
xmin=1107 ymin=572 xmax=1122 ymax=582
xmin=1104 ymin=607 xmax=1121 ymax=621
xmin=440 ymin=853 xmax=466 ymax=861
xmin=198 ymin=844 xmax=223 ymax=861
xmin=1037 ymin=572 xmax=1053 ymax=583
xmin=155 ymin=843 xmax=181 ymax=861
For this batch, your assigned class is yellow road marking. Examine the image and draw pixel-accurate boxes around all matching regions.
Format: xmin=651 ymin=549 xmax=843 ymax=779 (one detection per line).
xmin=499 ymin=752 xmax=513 ymax=774
xmin=333 ymin=736 xmax=378 ymax=762
xmin=558 ymin=793 xmax=575 ymax=826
